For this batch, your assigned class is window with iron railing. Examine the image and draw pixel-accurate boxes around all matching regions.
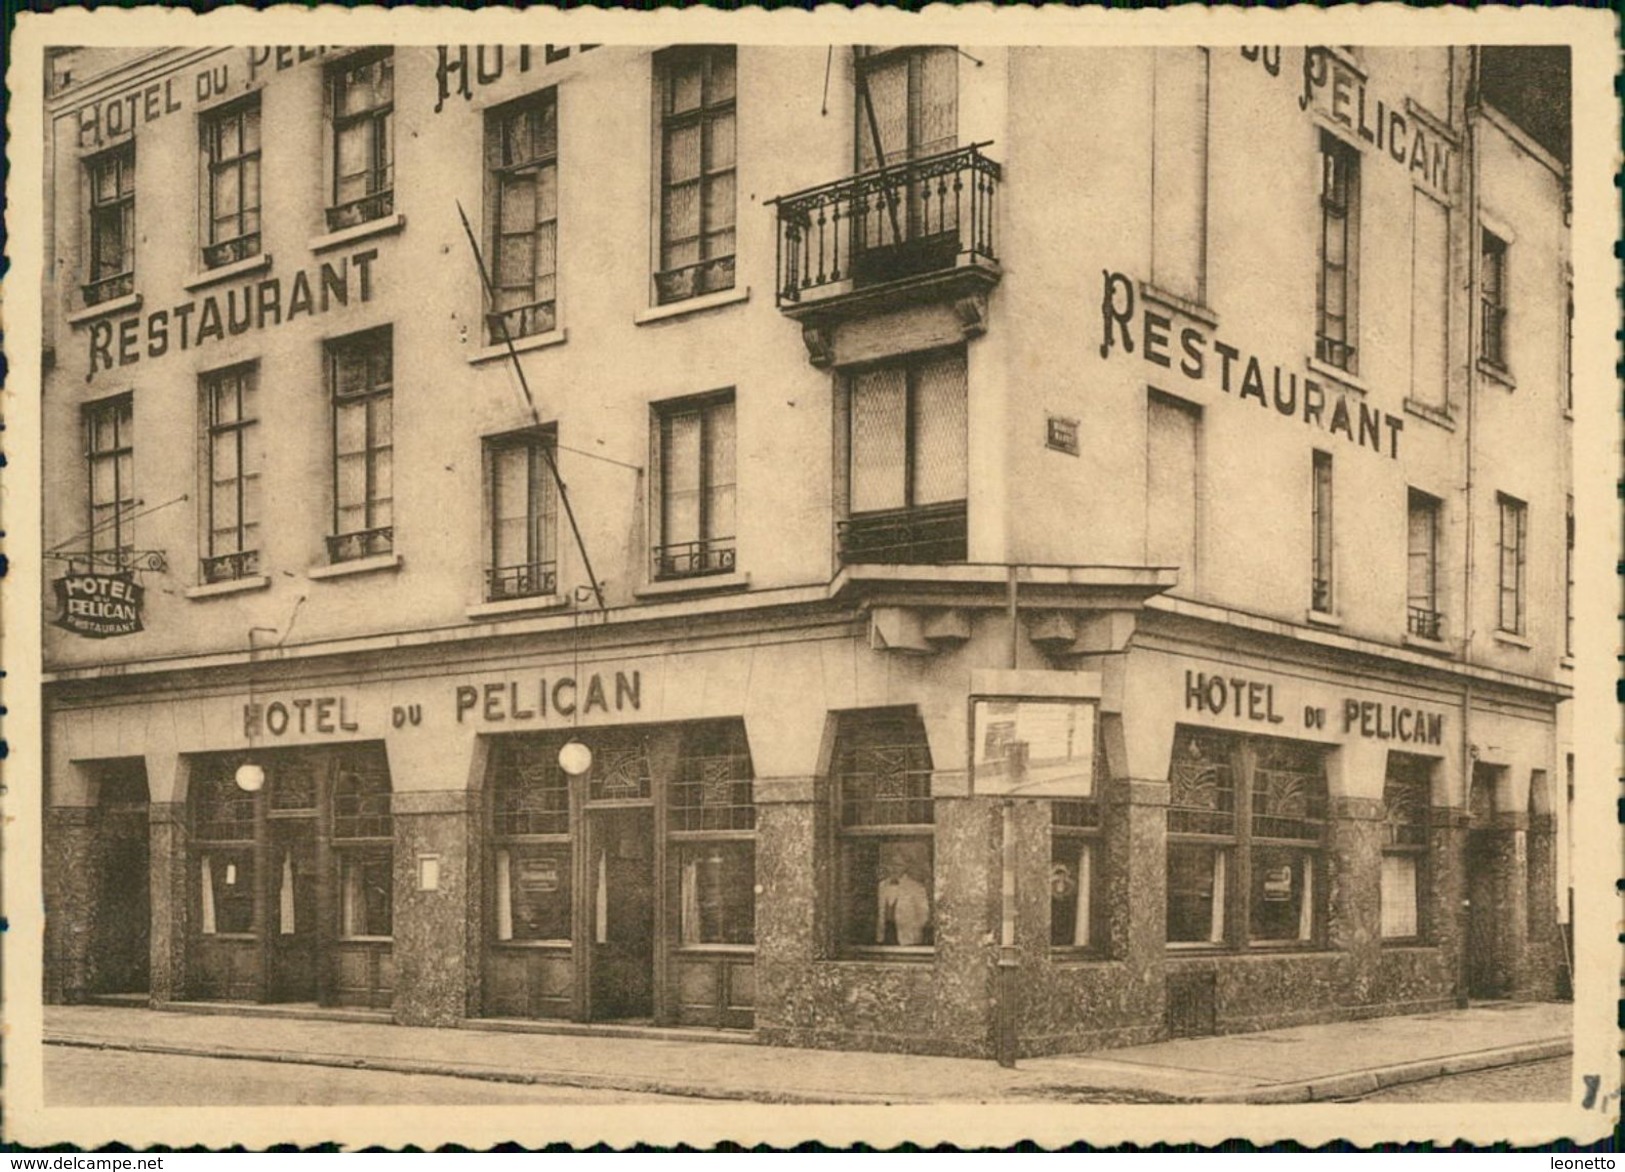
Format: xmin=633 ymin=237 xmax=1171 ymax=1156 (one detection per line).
xmin=484 ymin=428 xmax=557 ymax=602
xmin=1315 ymin=133 xmax=1360 ymax=373
xmin=840 ymin=349 xmax=966 ymax=565
xmin=85 ymin=393 xmax=135 ymax=571
xmin=654 ymin=45 xmax=736 ymax=306
xmin=1480 ymin=230 xmax=1508 ymax=370
xmin=327 ymin=50 xmax=394 ymax=232
xmin=84 ymin=144 xmax=135 ymax=306
xmin=201 ymin=96 xmax=262 ymax=269
xmin=201 ymin=363 xmax=262 ymax=584
xmin=653 ymin=392 xmax=735 ymax=581
xmin=327 ymin=326 xmax=393 ymax=563
xmin=485 ymin=89 xmax=558 ymax=343
xmin=1496 ymin=492 xmax=1526 ymax=635
xmin=1407 ymin=489 xmax=1442 ymax=640
xmin=1311 ymin=451 xmax=1334 ymax=613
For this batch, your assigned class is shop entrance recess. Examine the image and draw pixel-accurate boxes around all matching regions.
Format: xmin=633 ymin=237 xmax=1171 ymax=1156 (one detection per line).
xmin=584 ymin=806 xmax=656 ymax=1020
xmin=1465 ymin=763 xmax=1506 ymax=999
xmin=92 ymin=760 xmax=152 ymax=996
xmin=266 ymin=816 xmax=319 ymax=1002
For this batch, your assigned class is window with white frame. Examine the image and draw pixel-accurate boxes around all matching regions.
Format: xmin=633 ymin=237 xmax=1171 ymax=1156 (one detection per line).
xmin=327 ymin=50 xmax=394 ymax=231
xmin=484 ymin=429 xmax=558 ymax=602
xmin=200 ymin=363 xmax=261 ymax=584
xmin=1496 ymin=492 xmax=1526 ymax=635
xmin=654 ymin=45 xmax=736 ymax=305
xmin=1316 ymin=132 xmax=1360 ymax=373
xmin=485 ymin=89 xmax=558 ymax=343
xmin=84 ymin=144 xmax=135 ymax=306
xmin=652 ymin=392 xmax=736 ymax=580
xmin=1407 ymin=489 xmax=1442 ymax=640
xmin=85 ymin=393 xmax=135 ymax=570
xmin=201 ymin=96 xmax=262 ymax=269
xmin=327 ymin=326 xmax=394 ymax=563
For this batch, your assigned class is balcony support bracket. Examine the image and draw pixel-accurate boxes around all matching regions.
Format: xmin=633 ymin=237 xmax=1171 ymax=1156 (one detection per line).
xmin=802 ymin=324 xmax=836 ymax=368
xmin=953 ymin=292 xmax=989 ymax=339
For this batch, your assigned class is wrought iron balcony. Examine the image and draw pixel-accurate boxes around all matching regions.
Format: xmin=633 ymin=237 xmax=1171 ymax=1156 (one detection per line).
xmin=82 ymin=271 xmax=134 ymax=307
xmin=1407 ymin=606 xmax=1444 ymax=641
xmin=327 ymin=526 xmax=394 ymax=564
xmin=838 ymin=500 xmax=967 ymax=566
xmin=202 ymin=232 xmax=262 ymax=270
xmin=201 ymin=550 xmax=260 ymax=584
xmin=653 ymin=538 xmax=736 ymax=581
xmin=771 ymin=144 xmax=1001 ymax=316
xmin=487 ymin=560 xmax=558 ymax=602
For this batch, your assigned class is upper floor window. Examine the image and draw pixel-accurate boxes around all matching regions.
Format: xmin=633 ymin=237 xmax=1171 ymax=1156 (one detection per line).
xmin=485 ymin=89 xmax=558 ymax=343
xmin=201 ymin=97 xmax=262 ymax=269
xmin=327 ymin=50 xmax=394 ymax=232
xmin=655 ymin=45 xmax=737 ymax=305
xmin=1311 ymin=451 xmax=1334 ymax=613
xmin=85 ymin=394 xmax=135 ymax=569
xmin=1146 ymin=391 xmax=1202 ymax=588
xmin=652 ymin=392 xmax=736 ymax=581
xmin=1407 ymin=489 xmax=1442 ymax=640
xmin=327 ymin=326 xmax=394 ymax=563
xmin=1479 ymin=230 xmax=1508 ymax=370
xmin=853 ymin=46 xmax=957 ymax=170
xmin=1315 ymin=133 xmax=1360 ymax=373
xmin=1565 ymin=496 xmax=1574 ymax=657
xmin=1496 ymin=492 xmax=1526 ymax=635
xmin=484 ymin=428 xmax=557 ymax=602
xmin=1150 ymin=46 xmax=1210 ymax=304
xmin=201 ymin=363 xmax=261 ymax=584
xmin=840 ymin=348 xmax=967 ymax=565
xmin=83 ymin=144 xmax=135 ymax=306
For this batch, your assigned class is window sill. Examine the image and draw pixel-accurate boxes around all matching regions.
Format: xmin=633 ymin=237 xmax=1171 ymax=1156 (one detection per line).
xmin=336 ymin=935 xmax=393 ymax=945
xmin=634 ymin=571 xmax=750 ymax=599
xmin=1305 ymin=355 xmax=1367 ymax=394
xmin=1477 ymin=359 xmax=1516 ymax=390
xmin=1305 ymin=609 xmax=1342 ymax=628
xmin=66 ymin=292 xmax=142 ymax=327
xmin=1492 ymin=629 xmax=1532 ymax=650
xmin=1403 ymin=397 xmax=1456 ymax=431
xmin=466 ymin=594 xmax=570 ymax=620
xmin=633 ymin=285 xmax=750 ymax=326
xmin=183 ymin=253 xmax=273 ymax=292
xmin=1138 ymin=281 xmax=1218 ymax=329
xmin=200 ymin=932 xmax=257 ymax=942
xmin=308 ymin=553 xmax=402 ymax=580
xmin=310 ymin=212 xmax=406 ymax=255
xmin=675 ymin=943 xmax=756 ymax=955
xmin=491 ymin=939 xmax=572 ymax=950
xmin=836 ymin=947 xmax=934 ymax=963
xmin=185 ymin=575 xmax=271 ymax=600
xmin=1049 ymin=948 xmax=1110 ymax=964
xmin=1559 ymin=655 xmax=1574 ymax=672
xmin=466 ymin=327 xmax=567 ymax=366
xmin=1403 ymin=631 xmax=1453 ymax=655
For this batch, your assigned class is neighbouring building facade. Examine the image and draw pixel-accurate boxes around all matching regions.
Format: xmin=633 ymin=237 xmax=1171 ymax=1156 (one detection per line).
xmin=41 ymin=42 xmax=1572 ymax=1057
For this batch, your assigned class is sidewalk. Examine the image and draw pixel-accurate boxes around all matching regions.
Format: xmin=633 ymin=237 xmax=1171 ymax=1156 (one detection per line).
xmin=43 ymin=1000 xmax=1571 ymax=1105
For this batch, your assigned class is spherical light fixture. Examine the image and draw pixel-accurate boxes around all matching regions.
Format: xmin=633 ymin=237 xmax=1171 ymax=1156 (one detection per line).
xmin=235 ymin=761 xmax=266 ymax=793
xmin=558 ymin=739 xmax=593 ymax=777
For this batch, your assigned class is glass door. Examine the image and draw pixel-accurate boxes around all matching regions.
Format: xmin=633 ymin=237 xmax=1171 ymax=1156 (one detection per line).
xmin=586 ymin=806 xmax=655 ymax=1021
xmin=267 ymin=817 xmax=319 ymax=1002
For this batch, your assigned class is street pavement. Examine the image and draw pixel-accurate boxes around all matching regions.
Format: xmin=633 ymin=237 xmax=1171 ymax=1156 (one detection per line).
xmin=42 ymin=1000 xmax=1571 ymax=1106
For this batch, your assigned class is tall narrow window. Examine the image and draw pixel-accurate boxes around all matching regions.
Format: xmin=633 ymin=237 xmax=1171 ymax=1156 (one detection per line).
xmin=327 ymin=50 xmax=394 ymax=231
xmin=1496 ymin=493 xmax=1526 ymax=635
xmin=331 ymin=745 xmax=393 ymax=939
xmin=1410 ymin=190 xmax=1449 ymax=408
xmin=85 ymin=394 xmax=135 ymax=569
xmin=201 ymin=364 xmax=261 ymax=584
xmin=1316 ymin=133 xmax=1360 ymax=373
xmin=1311 ymin=451 xmax=1334 ymax=613
xmin=1407 ymin=490 xmax=1442 ymax=640
xmin=841 ymin=348 xmax=968 ymax=565
xmin=1051 ymin=732 xmax=1106 ymax=951
xmin=484 ymin=429 xmax=557 ymax=602
xmin=84 ymin=144 xmax=135 ymax=305
xmin=490 ymin=736 xmax=573 ymax=943
xmin=1381 ymin=753 xmax=1431 ymax=940
xmin=1564 ymin=496 xmax=1574 ymax=656
xmin=485 ymin=90 xmax=558 ymax=343
xmin=655 ymin=45 xmax=736 ymax=305
xmin=653 ymin=392 xmax=736 ymax=580
xmin=1146 ymin=391 xmax=1201 ymax=588
xmin=1563 ymin=290 xmax=1573 ymax=413
xmin=1151 ymin=47 xmax=1209 ymax=303
xmin=201 ymin=97 xmax=262 ymax=269
xmin=327 ymin=327 xmax=393 ymax=563
xmin=834 ymin=708 xmax=935 ymax=952
xmin=670 ymin=720 xmax=756 ymax=946
xmin=1248 ymin=739 xmax=1327 ymax=944
xmin=1479 ymin=230 xmax=1508 ymax=369
xmin=1166 ymin=729 xmax=1237 ymax=946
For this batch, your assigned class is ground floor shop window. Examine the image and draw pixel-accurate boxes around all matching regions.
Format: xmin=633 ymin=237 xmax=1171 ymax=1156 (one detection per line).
xmin=199 ymin=849 xmax=255 ymax=935
xmin=1166 ymin=727 xmax=1328 ymax=948
xmin=672 ymin=720 xmax=756 ymax=945
xmin=490 ymin=736 xmax=573 ymax=943
xmin=834 ymin=708 xmax=935 ymax=951
xmin=495 ymin=842 xmax=572 ymax=942
xmin=1381 ymin=752 xmax=1432 ymax=941
xmin=1051 ymin=800 xmax=1102 ymax=950
xmin=678 ymin=841 xmax=754 ymax=945
xmin=339 ymin=848 xmax=393 ymax=938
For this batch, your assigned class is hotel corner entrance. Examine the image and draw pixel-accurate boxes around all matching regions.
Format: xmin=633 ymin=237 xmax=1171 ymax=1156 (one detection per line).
xmin=484 ymin=720 xmax=757 ymax=1029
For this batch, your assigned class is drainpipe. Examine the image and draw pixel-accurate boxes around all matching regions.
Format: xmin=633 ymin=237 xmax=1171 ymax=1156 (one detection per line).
xmin=995 ymin=566 xmax=1020 ymax=1067
xmin=1456 ymin=47 xmax=1482 ymax=1010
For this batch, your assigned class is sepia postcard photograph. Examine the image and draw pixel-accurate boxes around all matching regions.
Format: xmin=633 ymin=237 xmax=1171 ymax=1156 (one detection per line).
xmin=4 ymin=2 xmax=1618 ymax=1152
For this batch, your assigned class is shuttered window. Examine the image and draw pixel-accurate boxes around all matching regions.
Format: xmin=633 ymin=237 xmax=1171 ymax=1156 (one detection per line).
xmin=1146 ymin=392 xmax=1201 ymax=587
xmin=1410 ymin=190 xmax=1449 ymax=408
xmin=1151 ymin=47 xmax=1209 ymax=303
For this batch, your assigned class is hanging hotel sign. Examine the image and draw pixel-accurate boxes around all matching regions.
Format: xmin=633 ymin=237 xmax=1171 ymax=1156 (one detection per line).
xmin=53 ymin=572 xmax=144 ymax=638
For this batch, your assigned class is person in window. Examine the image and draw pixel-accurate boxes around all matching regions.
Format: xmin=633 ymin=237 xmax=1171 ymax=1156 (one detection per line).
xmin=877 ymin=841 xmax=931 ymax=946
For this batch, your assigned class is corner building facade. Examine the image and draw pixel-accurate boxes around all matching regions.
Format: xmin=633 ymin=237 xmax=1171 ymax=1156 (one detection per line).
xmin=42 ymin=43 xmax=1571 ymax=1056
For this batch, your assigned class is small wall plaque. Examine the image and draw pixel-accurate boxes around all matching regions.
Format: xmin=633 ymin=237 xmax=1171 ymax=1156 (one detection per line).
xmin=1046 ymin=415 xmax=1080 ymax=456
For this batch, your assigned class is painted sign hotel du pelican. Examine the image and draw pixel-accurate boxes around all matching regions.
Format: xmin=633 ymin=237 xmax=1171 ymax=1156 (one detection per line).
xmin=52 ymin=572 xmax=145 ymax=638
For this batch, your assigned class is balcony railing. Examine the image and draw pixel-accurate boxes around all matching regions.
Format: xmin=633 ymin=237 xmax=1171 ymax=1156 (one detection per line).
xmin=1407 ymin=606 xmax=1444 ymax=641
xmin=82 ymin=271 xmax=134 ymax=307
xmin=1311 ymin=577 xmax=1334 ymax=614
xmin=653 ymin=538 xmax=736 ymax=581
xmin=203 ymin=232 xmax=262 ymax=270
xmin=486 ymin=560 xmax=557 ymax=602
xmin=1479 ymin=303 xmax=1507 ymax=370
xmin=327 ymin=526 xmax=393 ymax=564
xmin=1314 ymin=334 xmax=1357 ymax=373
xmin=655 ymin=256 xmax=736 ymax=307
xmin=486 ymin=299 xmax=557 ymax=345
xmin=838 ymin=500 xmax=967 ymax=566
xmin=201 ymin=550 xmax=260 ymax=584
xmin=326 ymin=188 xmax=394 ymax=233
xmin=772 ymin=144 xmax=1000 ymax=307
